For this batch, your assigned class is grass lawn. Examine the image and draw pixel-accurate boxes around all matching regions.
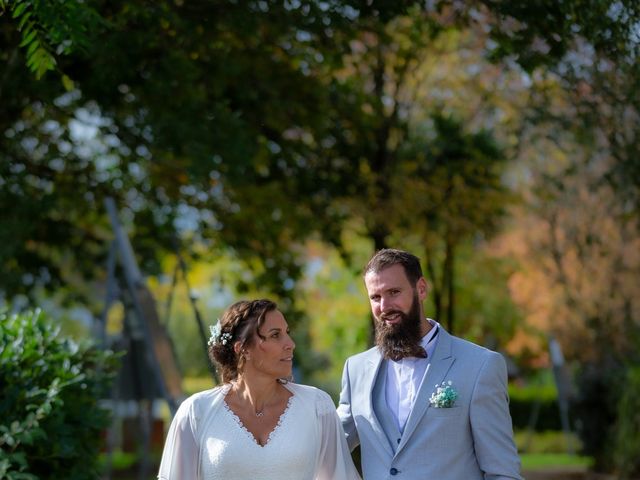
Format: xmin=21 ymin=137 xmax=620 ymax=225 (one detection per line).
xmin=102 ymin=450 xmax=593 ymax=479
xmin=521 ymin=453 xmax=593 ymax=470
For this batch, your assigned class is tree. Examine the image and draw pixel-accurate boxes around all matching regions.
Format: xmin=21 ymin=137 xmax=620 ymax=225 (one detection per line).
xmin=0 ymin=1 xmax=425 ymax=303
xmin=494 ymin=117 xmax=640 ymax=468
xmin=477 ymin=1 xmax=640 ymax=470
xmin=394 ymin=113 xmax=511 ymax=334
xmin=1 ymin=0 xmax=431 ymax=386
xmin=4 ymin=0 xmax=636 ymax=376
xmin=301 ymin=13 xmax=519 ymax=337
xmin=469 ymin=0 xmax=640 ymax=206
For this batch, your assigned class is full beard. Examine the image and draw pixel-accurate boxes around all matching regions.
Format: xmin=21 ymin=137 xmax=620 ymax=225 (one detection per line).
xmin=375 ymin=293 xmax=427 ymax=361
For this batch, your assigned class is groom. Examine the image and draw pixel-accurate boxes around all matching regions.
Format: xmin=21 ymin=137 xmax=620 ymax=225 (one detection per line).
xmin=337 ymin=249 xmax=522 ymax=479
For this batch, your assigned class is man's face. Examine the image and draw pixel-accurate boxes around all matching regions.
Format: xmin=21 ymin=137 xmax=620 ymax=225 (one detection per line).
xmin=365 ymin=264 xmax=426 ymax=327
xmin=365 ymin=264 xmax=429 ymax=359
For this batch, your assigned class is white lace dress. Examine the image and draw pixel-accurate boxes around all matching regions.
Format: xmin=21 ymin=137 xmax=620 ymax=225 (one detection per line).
xmin=157 ymin=383 xmax=360 ymax=480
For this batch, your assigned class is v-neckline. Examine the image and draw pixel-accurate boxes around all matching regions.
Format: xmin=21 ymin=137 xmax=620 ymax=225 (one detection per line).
xmin=222 ymin=384 xmax=294 ymax=448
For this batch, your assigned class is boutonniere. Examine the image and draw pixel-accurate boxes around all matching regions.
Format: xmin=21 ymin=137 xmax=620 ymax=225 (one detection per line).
xmin=429 ymin=381 xmax=458 ymax=408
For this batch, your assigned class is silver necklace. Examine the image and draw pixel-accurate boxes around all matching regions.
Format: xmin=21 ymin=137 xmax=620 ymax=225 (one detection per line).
xmin=232 ymin=381 xmax=275 ymax=418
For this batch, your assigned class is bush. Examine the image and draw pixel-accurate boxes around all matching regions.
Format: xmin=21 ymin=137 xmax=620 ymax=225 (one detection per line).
xmin=0 ymin=309 xmax=120 ymax=479
xmin=572 ymin=357 xmax=626 ymax=473
xmin=509 ymin=382 xmax=562 ymax=431
xmin=612 ymin=366 xmax=640 ymax=478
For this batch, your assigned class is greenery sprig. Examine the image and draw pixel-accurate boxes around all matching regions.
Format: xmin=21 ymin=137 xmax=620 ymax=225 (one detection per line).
xmin=1 ymin=0 xmax=104 ymax=82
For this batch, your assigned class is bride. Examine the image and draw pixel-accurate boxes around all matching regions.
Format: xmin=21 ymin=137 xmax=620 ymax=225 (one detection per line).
xmin=157 ymin=299 xmax=360 ymax=479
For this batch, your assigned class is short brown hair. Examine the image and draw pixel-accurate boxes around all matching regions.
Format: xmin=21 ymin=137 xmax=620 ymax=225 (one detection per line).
xmin=364 ymin=248 xmax=423 ymax=285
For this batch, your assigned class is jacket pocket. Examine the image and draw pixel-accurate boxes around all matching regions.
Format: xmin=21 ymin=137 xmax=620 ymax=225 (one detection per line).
xmin=427 ymin=405 xmax=461 ymax=417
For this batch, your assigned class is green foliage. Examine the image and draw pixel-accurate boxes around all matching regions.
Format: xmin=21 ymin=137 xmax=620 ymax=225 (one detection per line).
xmin=389 ymin=113 xmax=513 ymax=333
xmin=1 ymin=0 xmax=104 ymax=79
xmin=572 ymin=358 xmax=626 ymax=473
xmin=520 ymin=453 xmax=592 ymax=470
xmin=509 ymin=382 xmax=557 ymax=403
xmin=0 ymin=309 xmax=120 ymax=479
xmin=1 ymin=12 xmax=638 ymax=468
xmin=296 ymin=243 xmax=371 ymax=394
xmin=1 ymin=0 xmax=364 ymax=303
xmin=97 ymin=450 xmax=139 ymax=473
xmin=612 ymin=366 xmax=640 ymax=478
xmin=475 ymin=0 xmax=640 ymax=72
xmin=508 ymin=382 xmax=562 ymax=431
xmin=514 ymin=429 xmax=581 ymax=454
xmin=451 ymin=245 xmax=522 ymax=345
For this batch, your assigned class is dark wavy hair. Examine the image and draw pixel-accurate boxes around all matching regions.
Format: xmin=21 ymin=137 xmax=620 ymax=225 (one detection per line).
xmin=208 ymin=299 xmax=277 ymax=383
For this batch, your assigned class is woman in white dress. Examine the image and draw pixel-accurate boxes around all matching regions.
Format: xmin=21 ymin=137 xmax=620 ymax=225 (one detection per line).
xmin=158 ymin=299 xmax=361 ymax=480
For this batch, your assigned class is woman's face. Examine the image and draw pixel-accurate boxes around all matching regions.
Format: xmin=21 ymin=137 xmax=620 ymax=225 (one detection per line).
xmin=244 ymin=309 xmax=295 ymax=379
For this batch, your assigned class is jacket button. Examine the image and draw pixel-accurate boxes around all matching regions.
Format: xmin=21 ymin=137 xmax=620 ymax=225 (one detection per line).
xmin=390 ymin=468 xmax=398 ymax=475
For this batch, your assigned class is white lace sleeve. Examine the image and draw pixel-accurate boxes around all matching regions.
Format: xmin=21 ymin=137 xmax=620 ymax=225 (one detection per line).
xmin=157 ymin=396 xmax=199 ymax=480
xmin=314 ymin=389 xmax=361 ymax=480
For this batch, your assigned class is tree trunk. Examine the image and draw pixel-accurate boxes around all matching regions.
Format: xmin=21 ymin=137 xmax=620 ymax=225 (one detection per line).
xmin=444 ymin=236 xmax=455 ymax=335
xmin=425 ymin=244 xmax=442 ymax=321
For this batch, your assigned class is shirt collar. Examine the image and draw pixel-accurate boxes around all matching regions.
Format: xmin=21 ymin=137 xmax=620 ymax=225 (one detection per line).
xmin=420 ymin=318 xmax=439 ymax=349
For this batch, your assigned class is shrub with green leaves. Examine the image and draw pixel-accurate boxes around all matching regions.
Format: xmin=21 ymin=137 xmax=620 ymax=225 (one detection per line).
xmin=573 ymin=357 xmax=627 ymax=473
xmin=612 ymin=365 xmax=640 ymax=479
xmin=508 ymin=381 xmax=561 ymax=431
xmin=0 ymin=309 xmax=119 ymax=480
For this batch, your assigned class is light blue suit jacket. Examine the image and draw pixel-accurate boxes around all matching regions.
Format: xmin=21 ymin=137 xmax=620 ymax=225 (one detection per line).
xmin=337 ymin=327 xmax=523 ymax=479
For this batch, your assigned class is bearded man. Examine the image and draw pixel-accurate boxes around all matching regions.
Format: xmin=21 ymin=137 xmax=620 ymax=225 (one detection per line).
xmin=337 ymin=248 xmax=522 ymax=479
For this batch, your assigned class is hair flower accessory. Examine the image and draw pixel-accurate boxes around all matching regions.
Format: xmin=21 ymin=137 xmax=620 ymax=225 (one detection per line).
xmin=208 ymin=320 xmax=232 ymax=346
xmin=429 ymin=381 xmax=458 ymax=408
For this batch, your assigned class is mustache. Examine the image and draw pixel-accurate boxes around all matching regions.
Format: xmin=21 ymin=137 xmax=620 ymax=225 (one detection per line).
xmin=380 ymin=310 xmax=404 ymax=321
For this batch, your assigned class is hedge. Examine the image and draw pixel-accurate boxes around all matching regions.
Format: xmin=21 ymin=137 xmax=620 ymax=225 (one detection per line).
xmin=509 ymin=382 xmax=563 ymax=431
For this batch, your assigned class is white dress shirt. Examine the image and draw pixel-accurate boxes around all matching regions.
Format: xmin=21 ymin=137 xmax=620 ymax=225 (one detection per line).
xmin=385 ymin=319 xmax=440 ymax=433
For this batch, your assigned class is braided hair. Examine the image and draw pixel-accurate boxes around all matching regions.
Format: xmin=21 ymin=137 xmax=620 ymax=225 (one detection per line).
xmin=208 ymin=299 xmax=276 ymax=383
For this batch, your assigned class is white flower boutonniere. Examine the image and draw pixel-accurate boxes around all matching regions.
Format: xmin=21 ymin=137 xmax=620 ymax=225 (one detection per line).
xmin=429 ymin=381 xmax=458 ymax=408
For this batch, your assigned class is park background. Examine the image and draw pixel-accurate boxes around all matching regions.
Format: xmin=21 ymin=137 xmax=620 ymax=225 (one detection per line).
xmin=1 ymin=0 xmax=639 ymax=479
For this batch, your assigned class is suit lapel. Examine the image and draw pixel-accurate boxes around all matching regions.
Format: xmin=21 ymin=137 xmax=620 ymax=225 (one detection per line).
xmin=397 ymin=327 xmax=455 ymax=452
